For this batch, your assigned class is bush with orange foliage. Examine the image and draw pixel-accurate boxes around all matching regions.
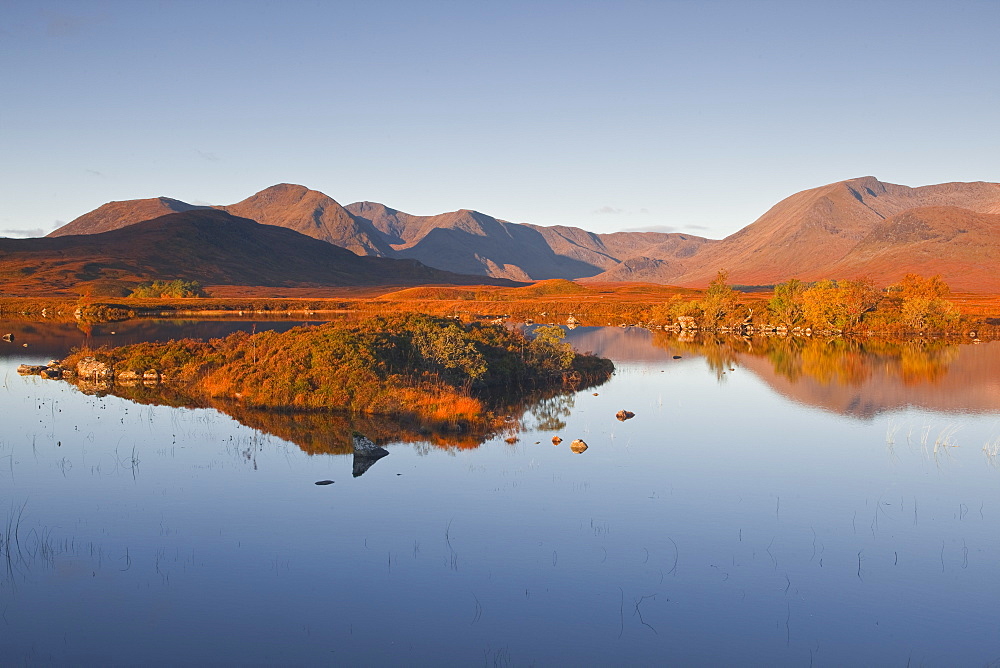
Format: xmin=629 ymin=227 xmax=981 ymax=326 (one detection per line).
xmin=62 ymin=314 xmax=614 ymax=426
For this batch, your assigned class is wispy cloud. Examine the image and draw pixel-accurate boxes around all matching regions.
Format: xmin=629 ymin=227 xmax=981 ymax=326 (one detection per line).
xmin=622 ymin=223 xmax=711 ymax=234
xmin=0 ymin=228 xmax=45 ymax=238
xmin=196 ymin=149 xmax=220 ymax=162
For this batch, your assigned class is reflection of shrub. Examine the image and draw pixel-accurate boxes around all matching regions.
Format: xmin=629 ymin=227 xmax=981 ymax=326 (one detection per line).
xmin=129 ymin=280 xmax=206 ymax=298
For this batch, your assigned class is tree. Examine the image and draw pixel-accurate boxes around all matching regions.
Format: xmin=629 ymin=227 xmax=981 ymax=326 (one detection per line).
xmin=768 ymin=279 xmax=806 ymax=326
xmin=839 ymin=278 xmax=882 ymax=329
xmin=801 ymin=280 xmax=847 ymax=329
xmin=801 ymin=278 xmax=881 ymax=331
xmin=698 ymin=270 xmax=740 ymax=326
xmin=412 ymin=321 xmax=488 ymax=381
xmin=892 ymin=274 xmax=957 ymax=331
xmin=527 ymin=325 xmax=576 ymax=373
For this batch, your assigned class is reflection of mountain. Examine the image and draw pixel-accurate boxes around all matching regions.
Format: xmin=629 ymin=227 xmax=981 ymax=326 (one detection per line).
xmin=648 ymin=333 xmax=1000 ymax=418
xmin=562 ymin=326 xmax=683 ymax=363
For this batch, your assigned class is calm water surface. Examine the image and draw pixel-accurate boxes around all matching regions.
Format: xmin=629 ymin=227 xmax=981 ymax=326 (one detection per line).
xmin=2 ymin=319 xmax=1000 ymax=665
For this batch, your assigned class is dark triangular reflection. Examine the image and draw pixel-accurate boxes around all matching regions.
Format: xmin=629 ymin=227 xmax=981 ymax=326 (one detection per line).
xmin=352 ymin=434 xmax=389 ymax=478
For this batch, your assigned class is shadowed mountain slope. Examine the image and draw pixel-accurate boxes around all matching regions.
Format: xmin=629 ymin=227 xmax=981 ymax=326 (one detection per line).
xmin=2 ymin=210 xmax=520 ymax=295
xmin=345 ymin=202 xmax=709 ymax=280
xmin=221 ymin=184 xmax=393 ymax=257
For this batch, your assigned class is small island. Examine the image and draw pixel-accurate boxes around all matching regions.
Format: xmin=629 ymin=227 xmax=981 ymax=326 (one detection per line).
xmin=30 ymin=314 xmax=613 ymax=434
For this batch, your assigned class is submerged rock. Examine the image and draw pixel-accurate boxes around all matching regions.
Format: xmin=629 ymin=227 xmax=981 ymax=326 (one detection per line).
xmin=17 ymin=364 xmax=46 ymax=375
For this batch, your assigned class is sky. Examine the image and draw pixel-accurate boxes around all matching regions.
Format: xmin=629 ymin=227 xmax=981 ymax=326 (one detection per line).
xmin=1 ymin=0 xmax=998 ymax=239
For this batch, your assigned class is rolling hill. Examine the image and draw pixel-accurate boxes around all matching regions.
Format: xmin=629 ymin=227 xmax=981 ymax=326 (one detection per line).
xmin=641 ymin=176 xmax=1000 ymax=288
xmin=2 ymin=210 xmax=521 ymax=295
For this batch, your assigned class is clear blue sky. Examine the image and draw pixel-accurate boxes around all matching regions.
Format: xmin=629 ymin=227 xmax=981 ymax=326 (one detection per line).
xmin=2 ymin=0 xmax=997 ymax=239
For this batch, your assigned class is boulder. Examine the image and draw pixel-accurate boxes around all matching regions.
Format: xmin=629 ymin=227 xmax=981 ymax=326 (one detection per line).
xmin=77 ymin=357 xmax=111 ymax=380
xmin=352 ymin=433 xmax=390 ymax=478
xmin=551 ymin=436 xmax=563 ymax=445
xmin=2 ymin=333 xmax=13 ymax=342
xmin=16 ymin=364 xmax=46 ymax=375
xmin=615 ymin=410 xmax=635 ymax=421
xmin=570 ymin=439 xmax=588 ymax=454
xmin=676 ymin=316 xmax=697 ymax=330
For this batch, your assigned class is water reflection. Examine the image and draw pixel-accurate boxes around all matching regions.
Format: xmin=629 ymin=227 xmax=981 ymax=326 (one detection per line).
xmin=564 ymin=326 xmax=1000 ymax=418
xmin=6 ymin=319 xmax=1000 ymax=664
xmin=64 ymin=369 xmax=603 ymax=457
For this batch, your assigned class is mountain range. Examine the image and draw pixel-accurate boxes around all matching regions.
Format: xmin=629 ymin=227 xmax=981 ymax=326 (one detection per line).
xmin=45 ymin=176 xmax=1000 ymax=292
xmin=0 ymin=210 xmax=519 ymax=295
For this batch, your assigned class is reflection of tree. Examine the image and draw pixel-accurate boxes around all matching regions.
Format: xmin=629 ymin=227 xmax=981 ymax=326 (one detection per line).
xmin=650 ymin=331 xmax=959 ymax=387
xmin=527 ymin=393 xmax=576 ymax=431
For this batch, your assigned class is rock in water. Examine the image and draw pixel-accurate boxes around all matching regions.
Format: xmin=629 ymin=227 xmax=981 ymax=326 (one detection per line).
xmin=353 ymin=434 xmax=389 ymax=458
xmin=2 ymin=333 xmax=13 ymax=342
xmin=615 ymin=410 xmax=635 ymax=421
xmin=314 ymin=480 xmax=335 ymax=486
xmin=570 ymin=439 xmax=588 ymax=454
xmin=352 ymin=433 xmax=389 ymax=478
xmin=552 ymin=436 xmax=563 ymax=444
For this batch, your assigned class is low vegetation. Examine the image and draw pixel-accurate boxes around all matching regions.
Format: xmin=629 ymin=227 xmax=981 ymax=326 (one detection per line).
xmin=3 ymin=273 xmax=999 ymax=337
xmin=128 ymin=279 xmax=206 ymax=298
xmin=62 ymin=314 xmax=614 ymax=427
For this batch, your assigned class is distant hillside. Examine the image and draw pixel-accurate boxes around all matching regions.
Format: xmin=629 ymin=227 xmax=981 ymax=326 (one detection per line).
xmin=45 ymin=176 xmax=1000 ymax=291
xmin=824 ymin=206 xmax=1000 ymax=292
xmin=221 ymin=184 xmax=394 ymax=257
xmin=660 ymin=176 xmax=1000 ymax=287
xmin=49 ymin=197 xmax=210 ymax=237
xmin=2 ymin=210 xmax=520 ymax=295
xmin=49 ymin=187 xmax=708 ymax=283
